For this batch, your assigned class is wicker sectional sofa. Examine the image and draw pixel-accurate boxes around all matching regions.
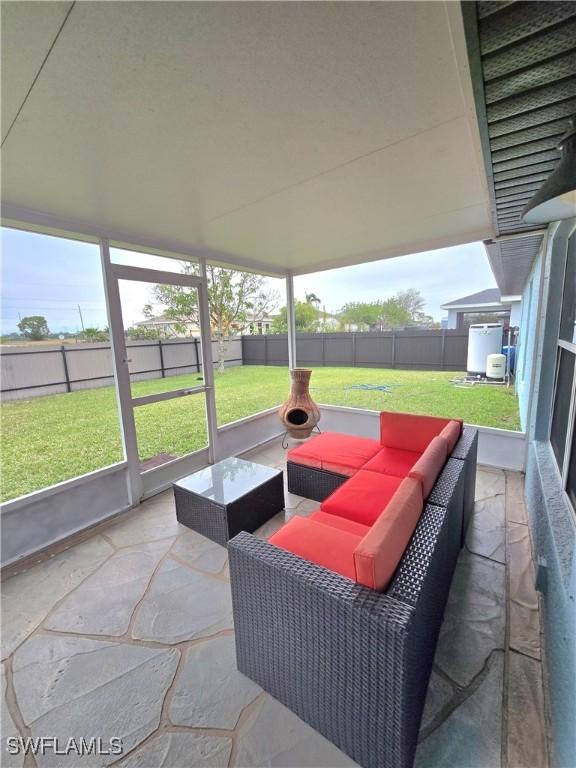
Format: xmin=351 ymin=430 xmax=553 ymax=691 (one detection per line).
xmin=229 ymin=412 xmax=478 ymax=768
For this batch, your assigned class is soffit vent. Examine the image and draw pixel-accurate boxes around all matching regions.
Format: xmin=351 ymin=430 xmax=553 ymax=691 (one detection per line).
xmin=484 ymin=232 xmax=545 ymax=295
xmin=463 ymin=1 xmax=576 ymax=237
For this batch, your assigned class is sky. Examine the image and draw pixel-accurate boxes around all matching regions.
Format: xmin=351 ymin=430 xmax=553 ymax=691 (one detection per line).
xmin=1 ymin=228 xmax=496 ymax=334
xmin=293 ymin=241 xmax=496 ymax=317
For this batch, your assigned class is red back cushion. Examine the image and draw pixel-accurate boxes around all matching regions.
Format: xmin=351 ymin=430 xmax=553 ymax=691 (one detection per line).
xmin=408 ymin=436 xmax=448 ymax=497
xmin=380 ymin=411 xmax=453 ymax=453
xmin=354 ymin=477 xmax=423 ymax=591
xmin=440 ymin=420 xmax=463 ymax=452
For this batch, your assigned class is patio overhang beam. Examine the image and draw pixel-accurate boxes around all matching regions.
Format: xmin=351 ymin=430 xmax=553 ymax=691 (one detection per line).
xmin=286 ymin=228 xmax=494 ymax=277
xmin=285 ymin=273 xmax=297 ymax=370
xmin=0 ymin=205 xmax=289 ymax=278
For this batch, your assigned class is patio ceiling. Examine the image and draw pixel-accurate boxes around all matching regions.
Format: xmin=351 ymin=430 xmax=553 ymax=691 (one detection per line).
xmin=1 ymin=1 xmax=492 ymax=276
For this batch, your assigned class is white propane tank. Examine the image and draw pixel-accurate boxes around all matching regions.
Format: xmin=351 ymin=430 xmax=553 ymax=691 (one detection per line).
xmin=486 ymin=353 xmax=506 ymax=380
xmin=467 ymin=324 xmax=503 ymax=375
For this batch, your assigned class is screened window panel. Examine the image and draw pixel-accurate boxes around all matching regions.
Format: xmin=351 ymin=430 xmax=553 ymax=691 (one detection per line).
xmin=566 ymin=423 xmax=576 ymax=511
xmin=550 ymin=348 xmax=575 ymax=472
xmin=559 ymin=234 xmax=576 ymax=344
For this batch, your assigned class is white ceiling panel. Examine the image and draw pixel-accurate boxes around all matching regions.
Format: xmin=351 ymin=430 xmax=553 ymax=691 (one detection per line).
xmin=1 ymin=1 xmax=72 ymax=140
xmin=1 ymin=1 xmax=492 ymax=274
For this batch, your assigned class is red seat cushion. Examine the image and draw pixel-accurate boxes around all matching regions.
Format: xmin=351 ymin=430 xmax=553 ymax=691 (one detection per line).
xmin=408 ymin=436 xmax=448 ymax=497
xmin=354 ymin=478 xmax=423 ymax=591
xmin=380 ymin=411 xmax=456 ymax=453
xmin=440 ymin=420 xmax=462 ymax=452
xmin=310 ymin=510 xmax=371 ymax=537
xmin=269 ymin=516 xmax=361 ymax=581
xmin=362 ymin=446 xmax=422 ymax=478
xmin=320 ymin=469 xmax=403 ymax=526
xmin=288 ymin=431 xmax=381 ymax=477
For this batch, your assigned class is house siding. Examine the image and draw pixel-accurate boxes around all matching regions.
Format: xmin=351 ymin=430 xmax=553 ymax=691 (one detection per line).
xmin=515 ymin=253 xmax=541 ymax=431
xmin=522 ymin=219 xmax=576 ymax=768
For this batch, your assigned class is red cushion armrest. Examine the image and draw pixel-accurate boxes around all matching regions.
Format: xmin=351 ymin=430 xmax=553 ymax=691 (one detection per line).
xmin=440 ymin=420 xmax=463 ymax=453
xmin=354 ymin=478 xmax=423 ymax=591
xmin=408 ymin=436 xmax=448 ymax=498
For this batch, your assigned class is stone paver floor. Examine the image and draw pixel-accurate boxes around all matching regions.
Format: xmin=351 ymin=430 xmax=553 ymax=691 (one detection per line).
xmin=1 ymin=441 xmax=549 ymax=767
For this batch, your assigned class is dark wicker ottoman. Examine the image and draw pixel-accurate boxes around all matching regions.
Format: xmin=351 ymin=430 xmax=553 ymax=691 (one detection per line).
xmin=173 ymin=457 xmax=284 ymax=546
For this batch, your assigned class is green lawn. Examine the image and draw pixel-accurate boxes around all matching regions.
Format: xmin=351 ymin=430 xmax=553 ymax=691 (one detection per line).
xmin=1 ymin=365 xmax=520 ymax=502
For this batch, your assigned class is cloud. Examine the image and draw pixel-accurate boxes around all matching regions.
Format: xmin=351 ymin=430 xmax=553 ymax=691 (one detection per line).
xmin=293 ymin=241 xmax=495 ymax=318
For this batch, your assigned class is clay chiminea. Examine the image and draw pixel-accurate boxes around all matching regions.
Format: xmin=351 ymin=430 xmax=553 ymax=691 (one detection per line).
xmin=279 ymin=368 xmax=321 ymax=439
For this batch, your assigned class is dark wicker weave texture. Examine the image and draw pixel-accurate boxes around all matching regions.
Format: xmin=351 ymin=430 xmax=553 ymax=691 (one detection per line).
xmin=286 ymin=460 xmax=348 ymax=502
xmin=230 ymin=496 xmax=461 ymax=768
xmin=452 ymin=427 xmax=479 ymax=544
xmin=174 ymin=471 xmax=284 ymax=547
xmin=230 ymin=427 xmax=478 ymax=767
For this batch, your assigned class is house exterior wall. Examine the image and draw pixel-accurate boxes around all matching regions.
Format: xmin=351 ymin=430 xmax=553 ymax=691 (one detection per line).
xmin=521 ymin=219 xmax=576 ymax=768
xmin=515 ymin=255 xmax=542 ymax=431
xmin=446 ymin=309 xmax=459 ymax=329
xmin=509 ymin=300 xmax=522 ymax=327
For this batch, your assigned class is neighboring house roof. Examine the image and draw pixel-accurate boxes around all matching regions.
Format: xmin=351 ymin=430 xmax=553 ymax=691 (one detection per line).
xmin=441 ymin=288 xmax=501 ymax=310
xmin=245 ymin=312 xmax=278 ymax=322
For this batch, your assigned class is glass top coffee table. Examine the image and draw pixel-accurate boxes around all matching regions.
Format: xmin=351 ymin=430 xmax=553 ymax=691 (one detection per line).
xmin=173 ymin=457 xmax=284 ymax=546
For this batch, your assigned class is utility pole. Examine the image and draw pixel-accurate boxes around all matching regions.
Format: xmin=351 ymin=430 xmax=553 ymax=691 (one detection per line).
xmin=77 ymin=304 xmax=85 ymax=332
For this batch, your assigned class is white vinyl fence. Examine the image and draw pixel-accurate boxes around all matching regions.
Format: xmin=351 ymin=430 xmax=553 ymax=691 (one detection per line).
xmin=1 ymin=337 xmax=243 ymax=401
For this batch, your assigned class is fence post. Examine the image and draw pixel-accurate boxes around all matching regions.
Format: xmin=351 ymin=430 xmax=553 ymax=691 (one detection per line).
xmin=264 ymin=334 xmax=268 ymax=366
xmin=440 ymin=329 xmax=446 ymax=370
xmin=61 ymin=345 xmax=71 ymax=392
xmin=194 ymin=338 xmax=200 ymax=373
xmin=392 ymin=330 xmax=396 ymax=368
xmin=352 ymin=333 xmax=357 ymax=367
xmin=158 ymin=339 xmax=166 ymax=378
xmin=321 ymin=334 xmax=326 ymax=366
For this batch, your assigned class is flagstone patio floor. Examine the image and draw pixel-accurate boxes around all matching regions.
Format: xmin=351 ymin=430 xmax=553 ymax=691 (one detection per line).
xmin=1 ymin=440 xmax=549 ymax=767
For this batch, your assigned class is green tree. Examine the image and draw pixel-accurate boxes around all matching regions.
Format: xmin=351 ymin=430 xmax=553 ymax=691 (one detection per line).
xmin=83 ymin=327 xmax=109 ymax=342
xmin=338 ymin=301 xmax=382 ymax=331
xmin=149 ymin=263 xmax=278 ymax=373
xmin=394 ymin=289 xmax=426 ymax=320
xmin=17 ymin=315 xmax=50 ymax=340
xmin=126 ymin=326 xmax=161 ymax=341
xmin=378 ymin=297 xmax=412 ymax=329
xmin=338 ymin=290 xmax=428 ymax=331
xmin=305 ymin=292 xmax=322 ymax=308
xmin=271 ymin=301 xmax=320 ymax=333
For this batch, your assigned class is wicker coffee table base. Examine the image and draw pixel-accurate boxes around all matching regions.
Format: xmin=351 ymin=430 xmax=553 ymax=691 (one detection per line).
xmin=174 ymin=470 xmax=284 ymax=547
